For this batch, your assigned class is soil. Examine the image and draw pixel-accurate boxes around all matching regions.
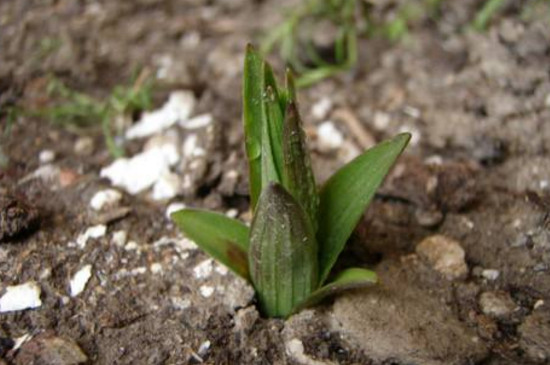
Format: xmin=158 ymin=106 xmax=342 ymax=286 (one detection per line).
xmin=1 ymin=0 xmax=550 ymax=364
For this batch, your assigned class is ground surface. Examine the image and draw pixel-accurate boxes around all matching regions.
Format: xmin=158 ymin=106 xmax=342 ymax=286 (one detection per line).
xmin=1 ymin=0 xmax=550 ymax=364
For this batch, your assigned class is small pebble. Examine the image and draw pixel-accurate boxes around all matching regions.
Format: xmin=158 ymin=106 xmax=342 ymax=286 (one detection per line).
xmin=311 ymin=97 xmax=333 ymax=120
xmin=416 ymin=235 xmax=468 ymax=280
xmin=165 ymin=202 xmax=186 ymax=219
xmin=317 ymin=121 xmax=343 ymax=152
xmin=479 ymin=291 xmax=517 ymax=318
xmin=152 ymin=172 xmax=181 ymax=201
xmin=38 ymin=150 xmax=55 ymax=164
xmin=373 ymin=111 xmax=390 ymax=130
xmin=225 ymin=208 xmax=238 ymax=218
xmin=481 ymin=269 xmax=500 ymax=281
xmin=69 ymin=265 xmax=92 ymax=297
xmin=90 ymin=189 xmax=122 ymax=211
xmin=76 ymin=225 xmax=107 ymax=249
xmin=193 ymin=259 xmax=213 ymax=279
xmin=180 ymin=113 xmax=213 ymax=130
xmin=0 ymin=282 xmax=42 ymax=312
xmin=111 ymin=230 xmax=127 ymax=247
xmin=199 ymin=285 xmax=214 ymax=298
xmin=126 ymin=91 xmax=195 ymax=139
xmin=74 ymin=137 xmax=94 ymax=155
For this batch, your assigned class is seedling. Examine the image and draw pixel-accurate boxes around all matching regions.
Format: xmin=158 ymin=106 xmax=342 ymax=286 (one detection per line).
xmin=172 ymin=46 xmax=410 ymax=318
xmin=39 ymin=71 xmax=153 ymax=158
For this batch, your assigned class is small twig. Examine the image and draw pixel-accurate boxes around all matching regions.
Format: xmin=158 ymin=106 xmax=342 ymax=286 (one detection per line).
xmin=331 ymin=108 xmax=376 ymax=149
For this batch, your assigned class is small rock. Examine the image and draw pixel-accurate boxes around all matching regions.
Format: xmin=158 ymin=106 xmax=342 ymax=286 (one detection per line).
xmin=74 ymin=137 xmax=94 ymax=155
xmin=316 ymin=122 xmax=343 ymax=152
xmin=38 ymin=150 xmax=55 ymax=164
xmin=199 ymin=285 xmax=214 ymax=298
xmin=193 ymin=259 xmax=213 ymax=279
xmin=373 ymin=111 xmax=390 ymax=130
xmin=197 ymin=340 xmax=211 ymax=358
xmin=100 ymin=144 xmax=179 ymax=195
xmin=76 ymin=225 xmax=106 ymax=249
xmin=14 ymin=333 xmax=87 ymax=365
xmin=90 ymin=189 xmax=122 ymax=211
xmin=311 ymin=97 xmax=333 ymax=120
xmin=416 ymin=235 xmax=468 ymax=280
xmin=481 ymin=269 xmax=500 ymax=281
xmin=0 ymin=282 xmax=42 ymax=312
xmin=152 ymin=172 xmax=181 ymax=201
xmin=285 ymin=338 xmax=334 ymax=365
xmin=125 ymin=91 xmax=195 ymax=139
xmin=69 ymin=265 xmax=92 ymax=297
xmin=545 ymin=93 xmax=550 ymax=108
xmin=111 ymin=230 xmax=127 ymax=247
xmin=233 ymin=306 xmax=259 ymax=333
xmin=222 ymin=279 xmax=255 ymax=310
xmin=180 ymin=113 xmax=213 ymax=130
xmin=414 ymin=208 xmax=444 ymax=227
xmin=479 ymin=291 xmax=517 ymax=318
xmin=165 ymin=202 xmax=186 ymax=219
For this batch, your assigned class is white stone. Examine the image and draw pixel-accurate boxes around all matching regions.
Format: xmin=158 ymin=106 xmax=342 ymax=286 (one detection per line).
xmin=481 ymin=269 xmax=500 ymax=281
xmin=18 ymin=164 xmax=60 ymax=185
xmin=215 ymin=264 xmax=228 ymax=276
xmin=100 ymin=144 xmax=179 ymax=195
xmin=225 ymin=209 xmax=238 ymax=218
xmin=166 ymin=202 xmax=186 ymax=219
xmin=69 ymin=264 xmax=92 ymax=297
xmin=125 ymin=91 xmax=195 ymax=139
xmin=198 ymin=340 xmax=211 ymax=357
xmin=545 ymin=93 xmax=550 ymax=108
xmin=0 ymin=282 xmax=42 ymax=312
xmin=194 ymin=259 xmax=213 ymax=279
xmin=373 ymin=111 xmax=390 ymax=130
xmin=180 ymin=113 xmax=213 ymax=130
xmin=285 ymin=338 xmax=333 ymax=365
xmin=182 ymin=134 xmax=205 ymax=158
xmin=76 ymin=225 xmax=107 ymax=249
xmin=124 ymin=241 xmax=139 ymax=251
xmin=311 ymin=97 xmax=333 ymax=120
xmin=150 ymin=263 xmax=163 ymax=274
xmin=90 ymin=189 xmax=122 ymax=211
xmin=317 ymin=121 xmax=343 ymax=152
xmin=171 ymin=297 xmax=191 ymax=310
xmin=152 ymin=172 xmax=181 ymax=200
xmin=111 ymin=230 xmax=127 ymax=247
xmin=199 ymin=285 xmax=215 ymax=298
xmin=39 ymin=150 xmax=55 ymax=163
xmin=479 ymin=291 xmax=517 ymax=318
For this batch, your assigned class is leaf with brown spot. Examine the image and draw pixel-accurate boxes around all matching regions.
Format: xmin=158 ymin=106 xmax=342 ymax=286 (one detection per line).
xmin=171 ymin=209 xmax=250 ymax=280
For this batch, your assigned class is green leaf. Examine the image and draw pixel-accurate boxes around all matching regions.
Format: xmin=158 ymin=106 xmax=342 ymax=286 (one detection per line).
xmin=171 ymin=209 xmax=250 ymax=280
xmin=292 ymin=268 xmax=377 ymax=313
xmin=317 ymin=133 xmax=410 ymax=283
xmin=243 ymin=44 xmax=266 ymax=209
xmin=249 ymin=183 xmax=318 ymax=318
xmin=282 ymin=102 xmax=319 ymax=231
xmin=262 ymin=63 xmax=285 ymax=186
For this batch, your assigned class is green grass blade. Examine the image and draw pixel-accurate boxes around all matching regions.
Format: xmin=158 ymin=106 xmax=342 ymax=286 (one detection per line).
xmin=243 ymin=44 xmax=266 ymax=209
xmin=282 ymin=102 xmax=319 ymax=231
xmin=249 ymin=183 xmax=318 ymax=318
xmin=171 ymin=209 xmax=250 ymax=280
xmin=317 ymin=133 xmax=410 ymax=283
xmin=472 ymin=0 xmax=506 ymax=31
xmin=292 ymin=268 xmax=377 ymax=313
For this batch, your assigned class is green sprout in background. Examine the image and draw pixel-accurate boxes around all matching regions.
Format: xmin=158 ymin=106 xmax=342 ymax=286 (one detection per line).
xmin=261 ymin=0 xmax=362 ymax=88
xmin=172 ymin=46 xmax=410 ymax=318
xmin=39 ymin=70 xmax=153 ymax=158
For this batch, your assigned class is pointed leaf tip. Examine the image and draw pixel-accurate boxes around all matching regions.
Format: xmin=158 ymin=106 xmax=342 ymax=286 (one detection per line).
xmin=317 ymin=133 xmax=410 ymax=283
